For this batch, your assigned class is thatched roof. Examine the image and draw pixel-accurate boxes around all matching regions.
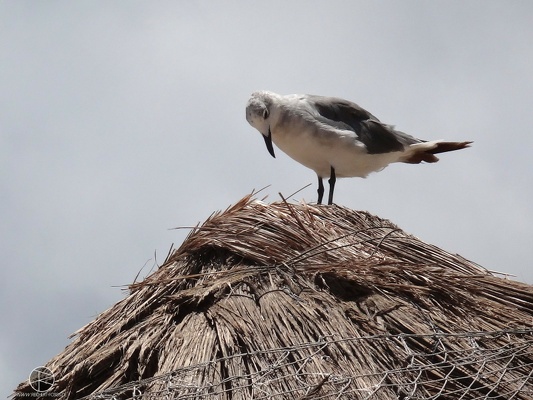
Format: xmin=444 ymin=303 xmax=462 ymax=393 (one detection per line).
xmin=13 ymin=195 xmax=533 ymax=399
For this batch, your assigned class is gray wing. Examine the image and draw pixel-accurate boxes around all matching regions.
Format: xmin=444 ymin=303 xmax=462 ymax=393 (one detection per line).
xmin=306 ymin=95 xmax=422 ymax=154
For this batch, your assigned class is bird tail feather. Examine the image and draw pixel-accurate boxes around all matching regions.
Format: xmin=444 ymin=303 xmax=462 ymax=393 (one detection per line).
xmin=401 ymin=140 xmax=472 ymax=164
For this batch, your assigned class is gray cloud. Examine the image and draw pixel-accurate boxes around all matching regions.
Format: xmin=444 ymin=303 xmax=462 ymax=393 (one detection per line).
xmin=2 ymin=1 xmax=532 ymax=394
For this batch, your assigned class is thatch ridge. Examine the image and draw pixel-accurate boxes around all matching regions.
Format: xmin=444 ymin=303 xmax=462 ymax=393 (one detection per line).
xmin=12 ymin=195 xmax=533 ymax=399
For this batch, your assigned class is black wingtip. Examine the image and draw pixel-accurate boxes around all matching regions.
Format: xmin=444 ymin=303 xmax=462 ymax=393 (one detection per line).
xmin=263 ymin=128 xmax=276 ymax=158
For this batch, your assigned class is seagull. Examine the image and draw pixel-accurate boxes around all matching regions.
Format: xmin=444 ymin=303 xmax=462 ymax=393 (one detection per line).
xmin=245 ymin=91 xmax=472 ymax=205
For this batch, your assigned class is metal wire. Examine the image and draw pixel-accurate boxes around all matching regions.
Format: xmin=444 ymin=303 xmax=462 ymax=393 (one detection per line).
xmin=82 ymin=328 xmax=533 ymax=400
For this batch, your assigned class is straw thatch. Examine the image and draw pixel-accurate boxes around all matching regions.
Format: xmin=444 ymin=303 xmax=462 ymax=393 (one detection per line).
xmin=13 ymin=194 xmax=533 ymax=399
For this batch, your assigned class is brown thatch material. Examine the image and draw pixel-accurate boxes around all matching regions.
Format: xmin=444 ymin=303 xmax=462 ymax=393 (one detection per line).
xmin=13 ymin=195 xmax=533 ymax=399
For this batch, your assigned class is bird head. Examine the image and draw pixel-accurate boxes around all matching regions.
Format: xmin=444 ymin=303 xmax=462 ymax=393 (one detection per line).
xmin=245 ymin=92 xmax=275 ymax=158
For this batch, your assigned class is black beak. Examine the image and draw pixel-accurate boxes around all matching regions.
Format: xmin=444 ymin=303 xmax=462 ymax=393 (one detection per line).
xmin=263 ymin=128 xmax=275 ymax=158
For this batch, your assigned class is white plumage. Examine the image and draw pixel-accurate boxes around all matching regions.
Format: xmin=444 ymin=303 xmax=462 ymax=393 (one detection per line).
xmin=246 ymin=91 xmax=471 ymax=205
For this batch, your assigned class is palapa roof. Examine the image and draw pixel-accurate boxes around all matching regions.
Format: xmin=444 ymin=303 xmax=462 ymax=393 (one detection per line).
xmin=13 ymin=194 xmax=533 ymax=399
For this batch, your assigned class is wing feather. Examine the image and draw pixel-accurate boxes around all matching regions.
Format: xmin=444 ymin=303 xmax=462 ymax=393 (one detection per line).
xmin=306 ymin=95 xmax=420 ymax=154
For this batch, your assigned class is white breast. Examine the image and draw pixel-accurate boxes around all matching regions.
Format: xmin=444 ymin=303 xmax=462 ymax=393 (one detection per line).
xmin=270 ymin=112 xmax=403 ymax=178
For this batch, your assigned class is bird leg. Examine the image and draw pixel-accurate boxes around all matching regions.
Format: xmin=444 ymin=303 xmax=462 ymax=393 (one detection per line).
xmin=317 ymin=176 xmax=324 ymax=205
xmin=328 ymin=166 xmax=336 ymax=205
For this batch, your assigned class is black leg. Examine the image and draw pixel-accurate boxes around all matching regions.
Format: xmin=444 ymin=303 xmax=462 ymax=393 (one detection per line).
xmin=328 ymin=166 xmax=336 ymax=205
xmin=317 ymin=176 xmax=324 ymax=204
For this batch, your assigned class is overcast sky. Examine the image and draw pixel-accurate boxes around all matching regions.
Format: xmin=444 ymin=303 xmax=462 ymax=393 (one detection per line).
xmin=2 ymin=1 xmax=532 ymax=395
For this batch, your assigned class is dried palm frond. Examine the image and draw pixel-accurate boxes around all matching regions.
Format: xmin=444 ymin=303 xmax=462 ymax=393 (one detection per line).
xmin=12 ymin=195 xmax=533 ymax=400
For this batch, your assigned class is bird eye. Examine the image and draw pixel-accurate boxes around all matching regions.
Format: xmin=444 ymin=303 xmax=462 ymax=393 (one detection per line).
xmin=263 ymin=108 xmax=269 ymax=119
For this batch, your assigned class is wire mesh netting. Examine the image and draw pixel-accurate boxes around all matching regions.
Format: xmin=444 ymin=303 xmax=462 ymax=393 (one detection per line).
xmin=13 ymin=199 xmax=533 ymax=400
xmin=82 ymin=328 xmax=533 ymax=400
